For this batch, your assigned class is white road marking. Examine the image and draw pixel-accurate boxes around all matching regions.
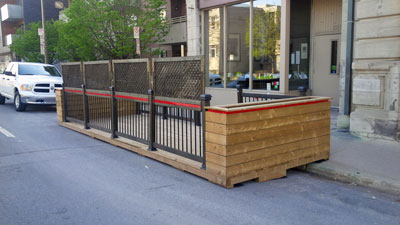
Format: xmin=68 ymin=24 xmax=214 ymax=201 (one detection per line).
xmin=0 ymin=126 xmax=15 ymax=138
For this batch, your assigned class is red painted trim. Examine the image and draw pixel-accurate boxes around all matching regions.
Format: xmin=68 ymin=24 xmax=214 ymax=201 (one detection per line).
xmin=86 ymin=91 xmax=111 ymax=97
xmin=154 ymin=99 xmax=201 ymax=109
xmin=207 ymin=99 xmax=329 ymax=114
xmin=115 ymin=95 xmax=148 ymax=102
xmin=64 ymin=89 xmax=83 ymax=94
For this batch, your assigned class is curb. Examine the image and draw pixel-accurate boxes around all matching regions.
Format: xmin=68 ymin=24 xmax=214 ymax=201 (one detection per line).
xmin=304 ymin=162 xmax=400 ymax=195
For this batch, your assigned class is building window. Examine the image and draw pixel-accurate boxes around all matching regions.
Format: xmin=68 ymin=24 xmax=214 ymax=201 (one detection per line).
xmin=331 ymin=40 xmax=338 ymax=74
xmin=206 ymin=1 xmax=282 ymax=89
xmin=160 ymin=50 xmax=167 ymax=58
xmin=210 ymin=45 xmax=218 ymax=58
xmin=210 ymin=16 xmax=216 ymax=29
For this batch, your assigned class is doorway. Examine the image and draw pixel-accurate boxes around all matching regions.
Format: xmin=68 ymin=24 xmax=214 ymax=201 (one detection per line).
xmin=310 ymin=0 xmax=342 ymax=107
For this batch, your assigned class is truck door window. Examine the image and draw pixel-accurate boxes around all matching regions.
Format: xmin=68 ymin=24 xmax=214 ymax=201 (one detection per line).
xmin=11 ymin=64 xmax=17 ymax=75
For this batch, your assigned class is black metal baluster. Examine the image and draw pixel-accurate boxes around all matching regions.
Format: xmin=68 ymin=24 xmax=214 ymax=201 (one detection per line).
xmin=190 ymin=110 xmax=193 ymax=155
xmin=110 ymin=86 xmax=117 ymax=138
xmin=236 ymin=85 xmax=243 ymax=103
xmin=185 ymin=109 xmax=188 ymax=153
xmin=200 ymin=94 xmax=212 ymax=169
xmin=147 ymin=90 xmax=155 ymax=151
xmin=173 ymin=107 xmax=176 ymax=150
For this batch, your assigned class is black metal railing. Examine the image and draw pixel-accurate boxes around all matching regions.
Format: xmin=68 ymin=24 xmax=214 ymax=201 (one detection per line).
xmin=64 ymin=89 xmax=84 ymax=124
xmin=61 ymin=57 xmax=210 ymax=167
xmin=236 ymin=85 xmax=296 ymax=103
xmin=86 ymin=93 xmax=112 ymax=132
xmin=115 ymin=98 xmax=149 ymax=144
xmin=153 ymin=104 xmax=203 ymax=162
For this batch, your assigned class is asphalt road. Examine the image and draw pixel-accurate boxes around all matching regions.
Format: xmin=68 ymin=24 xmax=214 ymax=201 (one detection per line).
xmin=1 ymin=100 xmax=400 ymax=225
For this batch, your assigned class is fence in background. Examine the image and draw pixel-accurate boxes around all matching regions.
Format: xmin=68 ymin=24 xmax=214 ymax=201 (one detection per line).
xmin=236 ymin=85 xmax=296 ymax=103
xmin=61 ymin=57 xmax=210 ymax=166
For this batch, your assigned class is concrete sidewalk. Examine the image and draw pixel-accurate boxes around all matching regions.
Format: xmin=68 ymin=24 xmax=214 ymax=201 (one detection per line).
xmin=305 ymin=108 xmax=400 ymax=194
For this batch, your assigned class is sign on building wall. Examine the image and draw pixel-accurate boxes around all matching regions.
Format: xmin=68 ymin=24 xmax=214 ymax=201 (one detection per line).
xmin=134 ymin=26 xmax=140 ymax=39
xmin=38 ymin=28 xmax=45 ymax=55
xmin=134 ymin=27 xmax=141 ymax=56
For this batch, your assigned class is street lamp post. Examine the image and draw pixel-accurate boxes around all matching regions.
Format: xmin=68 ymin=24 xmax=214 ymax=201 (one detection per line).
xmin=41 ymin=0 xmax=48 ymax=64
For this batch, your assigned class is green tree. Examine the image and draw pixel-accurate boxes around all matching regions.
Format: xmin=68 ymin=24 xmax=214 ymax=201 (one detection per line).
xmin=246 ymin=8 xmax=280 ymax=73
xmin=57 ymin=0 xmax=169 ymax=61
xmin=10 ymin=21 xmax=59 ymax=64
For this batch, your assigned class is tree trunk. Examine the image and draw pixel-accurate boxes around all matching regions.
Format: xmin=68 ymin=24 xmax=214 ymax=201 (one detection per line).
xmin=269 ymin=55 xmax=275 ymax=74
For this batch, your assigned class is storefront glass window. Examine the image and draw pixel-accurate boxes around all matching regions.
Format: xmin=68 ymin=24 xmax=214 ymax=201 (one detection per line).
xmin=289 ymin=0 xmax=311 ymax=91
xmin=252 ymin=0 xmax=281 ymax=90
xmin=208 ymin=8 xmax=224 ymax=88
xmin=226 ymin=2 xmax=250 ymax=89
xmin=206 ymin=0 xmax=283 ymax=90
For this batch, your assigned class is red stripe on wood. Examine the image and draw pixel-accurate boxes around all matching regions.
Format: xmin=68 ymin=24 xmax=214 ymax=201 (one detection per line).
xmin=115 ymin=95 xmax=148 ymax=101
xmin=64 ymin=89 xmax=83 ymax=94
xmin=86 ymin=91 xmax=110 ymax=97
xmin=154 ymin=100 xmax=201 ymax=109
xmin=207 ymin=99 xmax=329 ymax=114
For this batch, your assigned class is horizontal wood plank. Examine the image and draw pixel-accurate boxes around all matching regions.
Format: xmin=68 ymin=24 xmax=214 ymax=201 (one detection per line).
xmin=206 ymin=110 xmax=330 ymax=135
xmin=206 ymin=101 xmax=330 ymax=125
xmin=206 ymin=135 xmax=330 ymax=167
xmin=206 ymin=126 xmax=330 ymax=156
xmin=208 ymin=143 xmax=330 ymax=177
xmin=206 ymin=119 xmax=330 ymax=146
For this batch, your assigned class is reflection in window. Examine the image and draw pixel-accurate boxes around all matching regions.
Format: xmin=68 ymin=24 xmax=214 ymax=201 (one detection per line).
xmin=331 ymin=40 xmax=338 ymax=74
xmin=226 ymin=3 xmax=250 ymax=88
xmin=251 ymin=1 xmax=281 ymax=90
xmin=208 ymin=8 xmax=224 ymax=87
xmin=206 ymin=0 xmax=282 ymax=90
xmin=210 ymin=45 xmax=217 ymax=58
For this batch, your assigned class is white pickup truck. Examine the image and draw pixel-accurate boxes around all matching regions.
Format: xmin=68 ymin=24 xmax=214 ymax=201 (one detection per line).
xmin=0 ymin=62 xmax=63 ymax=111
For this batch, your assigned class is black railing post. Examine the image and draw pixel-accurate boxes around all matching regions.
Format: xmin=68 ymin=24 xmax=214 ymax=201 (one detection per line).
xmin=195 ymin=111 xmax=201 ymax=126
xmin=200 ymin=94 xmax=212 ymax=169
xmin=162 ymin=106 xmax=168 ymax=120
xmin=82 ymin=84 xmax=89 ymax=129
xmin=110 ymin=86 xmax=118 ymax=138
xmin=62 ymin=86 xmax=67 ymax=122
xmin=136 ymin=102 xmax=142 ymax=115
xmin=236 ymin=84 xmax=243 ymax=103
xmin=148 ymin=89 xmax=156 ymax=151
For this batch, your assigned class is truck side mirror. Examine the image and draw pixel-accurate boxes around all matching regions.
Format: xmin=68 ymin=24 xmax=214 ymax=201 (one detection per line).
xmin=5 ymin=71 xmax=13 ymax=76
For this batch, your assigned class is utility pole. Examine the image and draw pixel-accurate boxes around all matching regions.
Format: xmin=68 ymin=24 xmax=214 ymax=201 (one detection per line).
xmin=41 ymin=0 xmax=48 ymax=64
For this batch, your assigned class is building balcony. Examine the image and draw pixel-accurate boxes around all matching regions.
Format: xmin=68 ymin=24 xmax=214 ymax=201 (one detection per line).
xmin=161 ymin=16 xmax=187 ymax=45
xmin=4 ymin=34 xmax=15 ymax=46
xmin=1 ymin=4 xmax=23 ymax=22
xmin=169 ymin=16 xmax=187 ymax=24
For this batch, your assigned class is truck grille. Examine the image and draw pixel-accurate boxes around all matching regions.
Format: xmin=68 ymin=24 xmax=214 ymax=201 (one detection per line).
xmin=34 ymin=89 xmax=50 ymax=93
xmin=35 ymin=83 xmax=50 ymax=87
xmin=33 ymin=83 xmax=62 ymax=93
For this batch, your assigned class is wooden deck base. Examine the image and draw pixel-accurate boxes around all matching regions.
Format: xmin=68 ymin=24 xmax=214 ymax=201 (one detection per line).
xmin=60 ymin=121 xmax=218 ymax=181
xmin=60 ymin=121 xmax=328 ymax=188
xmin=221 ymin=152 xmax=329 ymax=188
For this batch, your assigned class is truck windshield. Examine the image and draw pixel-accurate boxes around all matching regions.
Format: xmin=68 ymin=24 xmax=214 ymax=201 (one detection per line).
xmin=18 ymin=64 xmax=61 ymax=77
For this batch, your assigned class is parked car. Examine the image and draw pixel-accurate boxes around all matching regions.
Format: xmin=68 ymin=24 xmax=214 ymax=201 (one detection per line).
xmin=209 ymin=73 xmax=223 ymax=87
xmin=0 ymin=62 xmax=63 ymax=111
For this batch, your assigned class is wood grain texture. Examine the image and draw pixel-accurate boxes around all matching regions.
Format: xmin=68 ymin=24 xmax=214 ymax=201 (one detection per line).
xmin=205 ymin=97 xmax=331 ymax=187
xmin=206 ymin=101 xmax=330 ymax=125
xmin=206 ymin=119 xmax=330 ymax=146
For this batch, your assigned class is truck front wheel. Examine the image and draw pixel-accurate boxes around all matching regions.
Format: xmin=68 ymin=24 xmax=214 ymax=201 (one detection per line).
xmin=0 ymin=94 xmax=5 ymax=104
xmin=14 ymin=91 xmax=26 ymax=112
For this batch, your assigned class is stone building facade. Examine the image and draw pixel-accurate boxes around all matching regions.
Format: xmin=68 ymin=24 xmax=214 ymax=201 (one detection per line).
xmin=338 ymin=0 xmax=400 ymax=141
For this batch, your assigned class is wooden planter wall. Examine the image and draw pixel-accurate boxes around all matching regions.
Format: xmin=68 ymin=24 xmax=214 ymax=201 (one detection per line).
xmin=205 ymin=97 xmax=331 ymax=188
xmin=57 ymin=90 xmax=331 ymax=188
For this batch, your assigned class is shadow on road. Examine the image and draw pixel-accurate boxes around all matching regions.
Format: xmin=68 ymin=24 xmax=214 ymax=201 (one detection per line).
xmin=2 ymin=101 xmax=56 ymax=113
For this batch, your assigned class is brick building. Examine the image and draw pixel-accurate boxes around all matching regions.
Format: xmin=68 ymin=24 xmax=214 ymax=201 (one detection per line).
xmin=0 ymin=0 xmax=69 ymax=70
